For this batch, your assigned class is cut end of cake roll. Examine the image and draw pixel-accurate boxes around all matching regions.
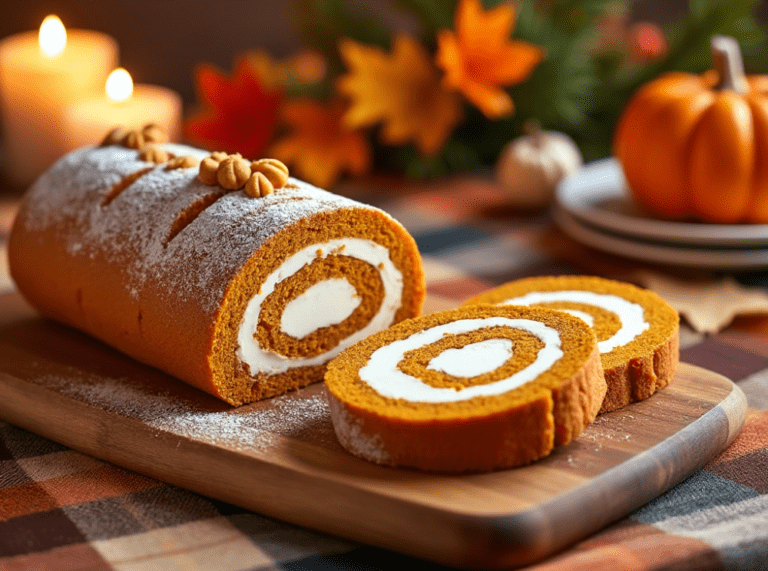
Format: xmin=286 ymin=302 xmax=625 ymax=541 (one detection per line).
xmin=325 ymin=305 xmax=607 ymax=473
xmin=463 ymin=276 xmax=680 ymax=414
xmin=210 ymin=205 xmax=426 ymax=405
xmin=9 ymin=140 xmax=425 ymax=406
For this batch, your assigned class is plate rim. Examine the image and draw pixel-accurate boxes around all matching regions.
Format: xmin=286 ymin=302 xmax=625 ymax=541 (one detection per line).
xmin=553 ymin=205 xmax=768 ymax=270
xmin=556 ymin=158 xmax=768 ymax=247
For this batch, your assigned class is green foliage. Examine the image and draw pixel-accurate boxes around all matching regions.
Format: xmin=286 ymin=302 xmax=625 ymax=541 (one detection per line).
xmin=295 ymin=0 xmax=768 ymax=173
xmin=502 ymin=3 xmax=602 ymax=133
xmin=611 ymin=0 xmax=765 ymax=97
xmin=380 ymin=138 xmax=484 ymax=179
xmin=545 ymin=0 xmax=620 ymax=33
xmin=293 ymin=0 xmax=392 ymax=80
xmin=391 ymin=0 xmax=456 ymax=34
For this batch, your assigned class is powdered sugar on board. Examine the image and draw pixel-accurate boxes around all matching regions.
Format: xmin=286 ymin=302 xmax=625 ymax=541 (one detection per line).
xmin=24 ymin=360 xmax=339 ymax=455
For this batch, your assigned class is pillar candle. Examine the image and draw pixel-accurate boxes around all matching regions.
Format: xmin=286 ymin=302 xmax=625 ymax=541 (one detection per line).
xmin=63 ymin=68 xmax=182 ymax=150
xmin=0 ymin=16 xmax=118 ymax=186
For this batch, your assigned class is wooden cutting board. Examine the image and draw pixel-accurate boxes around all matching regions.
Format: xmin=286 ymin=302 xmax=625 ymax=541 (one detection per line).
xmin=0 ymin=291 xmax=746 ymax=569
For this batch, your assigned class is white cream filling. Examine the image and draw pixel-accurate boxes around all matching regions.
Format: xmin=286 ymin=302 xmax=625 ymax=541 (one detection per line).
xmin=501 ymin=291 xmax=649 ymax=353
xmin=426 ymin=338 xmax=514 ymax=377
xmin=237 ymin=238 xmax=403 ymax=376
xmin=359 ymin=318 xmax=563 ymax=403
xmin=280 ymin=279 xmax=361 ymax=339
xmin=560 ymin=309 xmax=595 ymax=327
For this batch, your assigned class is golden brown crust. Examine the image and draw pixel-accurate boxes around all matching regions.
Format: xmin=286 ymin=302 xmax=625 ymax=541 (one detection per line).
xmin=463 ymin=276 xmax=680 ymax=414
xmin=552 ymin=345 xmax=604 ymax=445
xmin=325 ymin=305 xmax=606 ymax=472
xmin=599 ymin=326 xmax=679 ymax=413
xmin=327 ymin=390 xmax=555 ymax=472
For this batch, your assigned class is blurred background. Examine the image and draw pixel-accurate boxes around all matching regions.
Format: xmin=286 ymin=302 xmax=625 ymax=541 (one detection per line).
xmin=1 ymin=0 xmax=767 ymax=190
xmin=0 ymin=0 xmax=730 ymax=106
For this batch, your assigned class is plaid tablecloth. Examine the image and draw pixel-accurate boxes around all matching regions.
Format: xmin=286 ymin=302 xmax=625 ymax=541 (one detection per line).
xmin=2 ymin=177 xmax=768 ymax=571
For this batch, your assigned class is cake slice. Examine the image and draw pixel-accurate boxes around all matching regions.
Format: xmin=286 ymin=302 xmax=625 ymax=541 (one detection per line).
xmin=325 ymin=305 xmax=606 ymax=472
xmin=464 ymin=276 xmax=679 ymax=413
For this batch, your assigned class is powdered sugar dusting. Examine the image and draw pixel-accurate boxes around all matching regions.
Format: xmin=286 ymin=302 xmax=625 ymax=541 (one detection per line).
xmin=20 ymin=144 xmax=384 ymax=315
xmin=328 ymin=396 xmax=390 ymax=464
xmin=30 ymin=365 xmax=338 ymax=454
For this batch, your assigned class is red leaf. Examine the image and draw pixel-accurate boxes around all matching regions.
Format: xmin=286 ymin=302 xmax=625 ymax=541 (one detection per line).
xmin=185 ymin=56 xmax=283 ymax=158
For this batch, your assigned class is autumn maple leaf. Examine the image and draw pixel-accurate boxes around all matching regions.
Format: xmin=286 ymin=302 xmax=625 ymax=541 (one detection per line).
xmin=185 ymin=56 xmax=282 ymax=158
xmin=269 ymin=99 xmax=370 ymax=188
xmin=336 ymin=35 xmax=463 ymax=156
xmin=436 ymin=0 xmax=545 ymax=119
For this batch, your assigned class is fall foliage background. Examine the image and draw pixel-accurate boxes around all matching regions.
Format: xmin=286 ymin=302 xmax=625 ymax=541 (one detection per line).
xmin=1 ymin=0 xmax=767 ymax=188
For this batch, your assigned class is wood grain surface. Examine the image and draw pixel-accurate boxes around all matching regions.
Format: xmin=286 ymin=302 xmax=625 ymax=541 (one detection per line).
xmin=0 ymin=291 xmax=747 ymax=569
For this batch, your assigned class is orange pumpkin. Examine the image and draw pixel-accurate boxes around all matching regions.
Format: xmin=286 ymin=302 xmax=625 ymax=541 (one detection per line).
xmin=613 ymin=36 xmax=768 ymax=224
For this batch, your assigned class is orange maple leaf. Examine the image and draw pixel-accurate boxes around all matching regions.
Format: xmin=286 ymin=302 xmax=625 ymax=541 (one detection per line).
xmin=269 ymin=99 xmax=371 ymax=188
xmin=436 ymin=0 xmax=545 ymax=119
xmin=336 ymin=35 xmax=463 ymax=156
xmin=185 ymin=56 xmax=283 ymax=158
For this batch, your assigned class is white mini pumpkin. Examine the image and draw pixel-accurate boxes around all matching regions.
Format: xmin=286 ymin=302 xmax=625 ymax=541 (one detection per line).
xmin=495 ymin=121 xmax=583 ymax=210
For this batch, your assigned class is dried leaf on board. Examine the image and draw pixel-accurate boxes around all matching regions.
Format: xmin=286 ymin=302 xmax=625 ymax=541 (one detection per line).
xmin=633 ymin=271 xmax=768 ymax=334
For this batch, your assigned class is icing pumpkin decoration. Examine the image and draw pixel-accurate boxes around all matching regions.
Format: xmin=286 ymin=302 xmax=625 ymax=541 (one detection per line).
xmin=614 ymin=36 xmax=768 ymax=223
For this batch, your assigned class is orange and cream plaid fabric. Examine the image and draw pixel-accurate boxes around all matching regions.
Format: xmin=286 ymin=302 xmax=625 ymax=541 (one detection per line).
xmin=2 ymin=179 xmax=768 ymax=570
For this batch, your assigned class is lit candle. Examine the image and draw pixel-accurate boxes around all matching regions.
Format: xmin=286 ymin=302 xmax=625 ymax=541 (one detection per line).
xmin=63 ymin=67 xmax=182 ymax=150
xmin=0 ymin=16 xmax=118 ymax=186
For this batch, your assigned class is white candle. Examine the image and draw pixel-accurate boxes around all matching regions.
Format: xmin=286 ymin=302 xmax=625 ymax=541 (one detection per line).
xmin=0 ymin=16 xmax=118 ymax=186
xmin=63 ymin=67 xmax=182 ymax=150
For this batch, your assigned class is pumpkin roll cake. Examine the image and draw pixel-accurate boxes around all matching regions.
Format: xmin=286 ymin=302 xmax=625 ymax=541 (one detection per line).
xmin=464 ymin=276 xmax=679 ymax=413
xmin=9 ymin=133 xmax=425 ymax=405
xmin=325 ymin=305 xmax=606 ymax=472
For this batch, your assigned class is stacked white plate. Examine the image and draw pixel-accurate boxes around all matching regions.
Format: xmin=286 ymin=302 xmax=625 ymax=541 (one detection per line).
xmin=554 ymin=158 xmax=768 ymax=270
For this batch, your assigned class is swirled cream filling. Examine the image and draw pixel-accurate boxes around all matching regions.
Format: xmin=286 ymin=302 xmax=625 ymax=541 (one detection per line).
xmin=559 ymin=309 xmax=595 ymax=327
xmin=237 ymin=238 xmax=403 ymax=376
xmin=426 ymin=338 xmax=514 ymax=377
xmin=501 ymin=291 xmax=649 ymax=353
xmin=359 ymin=318 xmax=563 ymax=403
xmin=280 ymin=279 xmax=361 ymax=339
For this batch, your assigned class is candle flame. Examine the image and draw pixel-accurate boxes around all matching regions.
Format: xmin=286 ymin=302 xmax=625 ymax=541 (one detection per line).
xmin=39 ymin=15 xmax=67 ymax=58
xmin=106 ymin=68 xmax=133 ymax=103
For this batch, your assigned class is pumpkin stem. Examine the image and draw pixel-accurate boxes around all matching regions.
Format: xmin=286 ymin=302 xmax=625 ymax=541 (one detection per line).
xmin=711 ymin=35 xmax=749 ymax=94
xmin=523 ymin=119 xmax=543 ymax=147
